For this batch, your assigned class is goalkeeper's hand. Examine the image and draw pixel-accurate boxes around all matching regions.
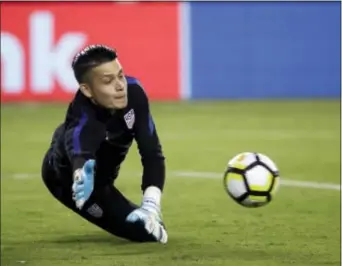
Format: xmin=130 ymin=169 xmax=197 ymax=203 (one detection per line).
xmin=72 ymin=159 xmax=95 ymax=210
xmin=126 ymin=196 xmax=168 ymax=244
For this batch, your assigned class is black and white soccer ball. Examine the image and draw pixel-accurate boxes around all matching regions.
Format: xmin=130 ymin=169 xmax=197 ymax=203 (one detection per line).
xmin=223 ymin=152 xmax=280 ymax=208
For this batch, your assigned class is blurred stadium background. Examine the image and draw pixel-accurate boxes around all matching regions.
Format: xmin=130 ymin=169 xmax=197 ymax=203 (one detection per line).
xmin=1 ymin=2 xmax=341 ymax=266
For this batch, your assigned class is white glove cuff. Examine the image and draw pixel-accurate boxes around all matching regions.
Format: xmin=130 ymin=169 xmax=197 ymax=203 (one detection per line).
xmin=142 ymin=186 xmax=162 ymax=213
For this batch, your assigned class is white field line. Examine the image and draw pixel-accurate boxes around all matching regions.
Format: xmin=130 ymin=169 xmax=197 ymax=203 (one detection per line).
xmin=1 ymin=171 xmax=340 ymax=191
xmin=173 ymin=171 xmax=341 ymax=191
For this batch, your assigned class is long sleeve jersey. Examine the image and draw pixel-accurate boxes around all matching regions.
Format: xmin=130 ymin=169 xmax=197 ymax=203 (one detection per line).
xmin=50 ymin=76 xmax=165 ymax=191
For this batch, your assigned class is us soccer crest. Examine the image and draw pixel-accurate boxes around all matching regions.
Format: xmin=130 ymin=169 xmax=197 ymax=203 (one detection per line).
xmin=124 ymin=109 xmax=135 ymax=129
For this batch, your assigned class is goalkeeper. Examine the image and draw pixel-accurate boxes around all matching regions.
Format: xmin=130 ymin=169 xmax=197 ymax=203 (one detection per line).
xmin=41 ymin=44 xmax=167 ymax=244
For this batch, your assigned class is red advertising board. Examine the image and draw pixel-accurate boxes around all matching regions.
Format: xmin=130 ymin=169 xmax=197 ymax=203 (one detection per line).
xmin=1 ymin=2 xmax=180 ymax=102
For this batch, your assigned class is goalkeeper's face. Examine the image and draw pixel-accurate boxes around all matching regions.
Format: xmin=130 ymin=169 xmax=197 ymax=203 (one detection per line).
xmin=83 ymin=59 xmax=128 ymax=110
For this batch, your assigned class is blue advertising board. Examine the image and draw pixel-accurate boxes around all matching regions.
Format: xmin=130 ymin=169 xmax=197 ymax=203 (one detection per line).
xmin=189 ymin=2 xmax=341 ymax=99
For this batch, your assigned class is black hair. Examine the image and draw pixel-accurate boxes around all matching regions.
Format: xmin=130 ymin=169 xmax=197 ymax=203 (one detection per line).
xmin=72 ymin=44 xmax=118 ymax=83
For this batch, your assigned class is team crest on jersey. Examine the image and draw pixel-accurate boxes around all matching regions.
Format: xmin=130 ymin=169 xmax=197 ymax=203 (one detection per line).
xmin=124 ymin=109 xmax=135 ymax=129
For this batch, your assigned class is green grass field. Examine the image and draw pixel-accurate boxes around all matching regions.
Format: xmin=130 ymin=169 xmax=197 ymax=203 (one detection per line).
xmin=1 ymin=100 xmax=341 ymax=266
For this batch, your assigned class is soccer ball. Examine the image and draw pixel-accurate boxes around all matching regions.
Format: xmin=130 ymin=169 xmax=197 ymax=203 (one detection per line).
xmin=223 ymin=152 xmax=280 ymax=208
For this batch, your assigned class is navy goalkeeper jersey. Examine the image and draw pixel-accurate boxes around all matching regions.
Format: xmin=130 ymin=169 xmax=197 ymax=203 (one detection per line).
xmin=48 ymin=76 xmax=165 ymax=189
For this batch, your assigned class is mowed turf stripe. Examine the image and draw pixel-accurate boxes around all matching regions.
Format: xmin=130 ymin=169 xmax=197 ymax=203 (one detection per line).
xmin=1 ymin=171 xmax=340 ymax=191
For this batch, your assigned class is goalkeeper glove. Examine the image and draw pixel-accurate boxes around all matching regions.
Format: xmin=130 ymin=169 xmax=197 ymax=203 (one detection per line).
xmin=126 ymin=186 xmax=168 ymax=244
xmin=72 ymin=159 xmax=95 ymax=210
